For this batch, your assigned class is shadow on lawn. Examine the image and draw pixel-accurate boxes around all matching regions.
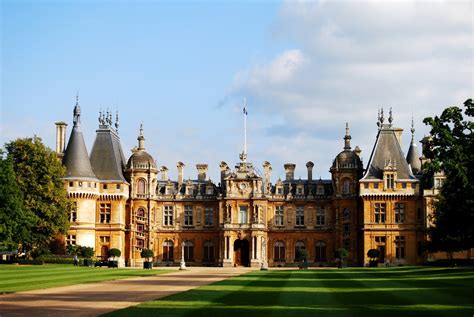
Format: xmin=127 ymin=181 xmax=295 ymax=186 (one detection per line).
xmin=104 ymin=267 xmax=474 ymax=317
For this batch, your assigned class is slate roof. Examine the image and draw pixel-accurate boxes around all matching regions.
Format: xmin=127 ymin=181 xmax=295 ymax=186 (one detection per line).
xmin=90 ymin=126 xmax=127 ymax=182
xmin=362 ymin=124 xmax=415 ymax=180
xmin=62 ymin=106 xmax=97 ymax=180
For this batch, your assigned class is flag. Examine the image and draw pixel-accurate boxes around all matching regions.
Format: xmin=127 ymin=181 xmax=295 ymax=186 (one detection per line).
xmin=243 ymin=98 xmax=248 ymax=115
xmin=243 ymin=107 xmax=247 ymax=115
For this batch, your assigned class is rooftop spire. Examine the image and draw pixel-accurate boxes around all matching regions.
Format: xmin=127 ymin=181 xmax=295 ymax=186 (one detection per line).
xmin=240 ymin=97 xmax=248 ymax=162
xmin=115 ymin=110 xmax=119 ymax=133
xmin=344 ymin=122 xmax=352 ymax=150
xmin=137 ymin=123 xmax=145 ymax=150
xmin=388 ymin=107 xmax=393 ymax=127
xmin=410 ymin=115 xmax=415 ymax=143
xmin=406 ymin=115 xmax=421 ymax=173
xmin=73 ymin=94 xmax=81 ymax=127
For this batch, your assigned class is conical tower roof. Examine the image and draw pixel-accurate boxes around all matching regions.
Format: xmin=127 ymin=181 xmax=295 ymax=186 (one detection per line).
xmin=406 ymin=118 xmax=421 ymax=173
xmin=62 ymin=98 xmax=97 ymax=180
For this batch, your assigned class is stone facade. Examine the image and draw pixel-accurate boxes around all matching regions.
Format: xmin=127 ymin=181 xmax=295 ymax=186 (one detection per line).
xmin=59 ymin=102 xmax=471 ymax=267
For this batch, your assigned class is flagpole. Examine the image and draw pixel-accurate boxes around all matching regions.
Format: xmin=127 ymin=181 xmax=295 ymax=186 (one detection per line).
xmin=244 ymin=98 xmax=247 ymax=158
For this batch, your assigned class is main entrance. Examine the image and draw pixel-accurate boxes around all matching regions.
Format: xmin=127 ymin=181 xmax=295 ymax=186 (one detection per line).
xmin=233 ymin=239 xmax=250 ymax=266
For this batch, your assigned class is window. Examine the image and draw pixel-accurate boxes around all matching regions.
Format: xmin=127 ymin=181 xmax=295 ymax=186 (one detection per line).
xmin=295 ymin=207 xmax=305 ymax=226
xmin=375 ymin=236 xmax=386 ymax=243
xmin=69 ymin=182 xmax=73 ymax=187
xmin=277 ymin=187 xmax=283 ymax=195
xmin=343 ymin=179 xmax=350 ymax=194
xmin=137 ymin=239 xmax=144 ymax=248
xmin=116 ymin=184 xmax=121 ymax=190
xmin=164 ymin=206 xmax=173 ymax=226
xmin=204 ymin=208 xmax=214 ymax=226
xmin=186 ymin=186 xmax=193 ymax=195
xmin=343 ymin=208 xmax=350 ymax=222
xmin=395 ymin=203 xmax=405 ymax=223
xmin=99 ymin=203 xmax=111 ymax=223
xmin=274 ymin=241 xmax=285 ymax=262
xmin=316 ymin=207 xmax=325 ymax=226
xmin=386 ymin=174 xmax=394 ymax=189
xmin=374 ymin=203 xmax=386 ymax=223
xmin=184 ymin=240 xmax=194 ymax=261
xmin=402 ymin=182 xmax=407 ymax=189
xmin=184 ymin=206 xmax=193 ymax=226
xmin=203 ymin=240 xmax=215 ymax=262
xmin=137 ymin=207 xmax=145 ymax=218
xmin=71 ymin=202 xmax=77 ymax=222
xmin=206 ymin=186 xmax=213 ymax=195
xmin=317 ymin=185 xmax=325 ymax=195
xmin=295 ymin=241 xmax=305 ymax=261
xmin=297 ymin=187 xmax=303 ymax=195
xmin=374 ymin=183 xmax=379 ymax=189
xmin=66 ymin=234 xmax=76 ymax=246
xmin=239 ymin=206 xmax=248 ymax=224
xmin=315 ymin=241 xmax=327 ymax=262
xmin=100 ymin=236 xmax=110 ymax=243
xmin=395 ymin=236 xmax=405 ymax=259
xmin=275 ymin=206 xmax=284 ymax=226
xmin=163 ymin=240 xmax=174 ymax=261
xmin=343 ymin=224 xmax=350 ymax=237
xmin=363 ymin=183 xmax=369 ymax=189
xmin=103 ymin=184 xmax=108 ymax=190
xmin=137 ymin=223 xmax=144 ymax=232
xmin=137 ymin=179 xmax=146 ymax=195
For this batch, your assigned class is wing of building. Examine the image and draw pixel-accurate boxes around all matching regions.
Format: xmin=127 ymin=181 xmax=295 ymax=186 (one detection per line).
xmin=57 ymin=102 xmax=470 ymax=267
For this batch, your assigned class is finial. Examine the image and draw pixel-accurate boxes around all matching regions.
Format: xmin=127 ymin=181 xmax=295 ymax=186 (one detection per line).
xmin=411 ymin=115 xmax=415 ymax=134
xmin=108 ymin=110 xmax=112 ymax=125
xmin=73 ymin=94 xmax=81 ymax=126
xmin=388 ymin=107 xmax=393 ymax=126
xmin=98 ymin=109 xmax=102 ymax=125
xmin=344 ymin=122 xmax=351 ymax=150
xmin=377 ymin=109 xmax=381 ymax=128
xmin=76 ymin=91 xmax=79 ymax=105
xmin=140 ymin=123 xmax=144 ymax=136
xmin=380 ymin=108 xmax=385 ymax=124
xmin=137 ymin=123 xmax=145 ymax=150
xmin=115 ymin=110 xmax=119 ymax=132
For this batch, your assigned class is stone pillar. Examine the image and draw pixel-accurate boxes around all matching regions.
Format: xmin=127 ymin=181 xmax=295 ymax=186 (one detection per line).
xmin=160 ymin=166 xmax=168 ymax=181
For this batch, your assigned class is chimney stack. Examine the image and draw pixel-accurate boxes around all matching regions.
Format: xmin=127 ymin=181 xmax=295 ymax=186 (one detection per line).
xmin=160 ymin=166 xmax=168 ymax=181
xmin=196 ymin=164 xmax=208 ymax=182
xmin=177 ymin=162 xmax=185 ymax=184
xmin=394 ymin=127 xmax=403 ymax=148
xmin=55 ymin=122 xmax=67 ymax=156
xmin=306 ymin=161 xmax=314 ymax=182
xmin=263 ymin=161 xmax=272 ymax=194
xmin=284 ymin=163 xmax=296 ymax=181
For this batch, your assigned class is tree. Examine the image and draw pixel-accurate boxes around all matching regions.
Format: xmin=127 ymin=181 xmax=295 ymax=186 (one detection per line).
xmin=423 ymin=99 xmax=474 ymax=258
xmin=335 ymin=248 xmax=349 ymax=268
xmin=140 ymin=248 xmax=154 ymax=262
xmin=108 ymin=248 xmax=121 ymax=260
xmin=0 ymin=150 xmax=31 ymax=252
xmin=4 ymin=137 xmax=72 ymax=253
xmin=81 ymin=246 xmax=94 ymax=258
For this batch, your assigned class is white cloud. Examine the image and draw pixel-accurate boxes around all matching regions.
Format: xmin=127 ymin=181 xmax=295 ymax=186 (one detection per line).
xmin=223 ymin=0 xmax=473 ymax=179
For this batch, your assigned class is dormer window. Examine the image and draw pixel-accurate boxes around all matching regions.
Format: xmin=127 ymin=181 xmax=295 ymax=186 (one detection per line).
xmin=277 ymin=187 xmax=283 ymax=195
xmin=385 ymin=173 xmax=395 ymax=189
xmin=206 ymin=186 xmax=213 ymax=195
xmin=186 ymin=186 xmax=193 ymax=196
xmin=317 ymin=185 xmax=324 ymax=195
xmin=297 ymin=187 xmax=303 ymax=195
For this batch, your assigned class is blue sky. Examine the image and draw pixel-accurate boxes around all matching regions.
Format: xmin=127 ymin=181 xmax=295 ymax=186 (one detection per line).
xmin=1 ymin=0 xmax=472 ymax=182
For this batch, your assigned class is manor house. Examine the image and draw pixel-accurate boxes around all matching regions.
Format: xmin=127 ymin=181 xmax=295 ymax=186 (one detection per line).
xmin=57 ymin=100 xmax=443 ymax=267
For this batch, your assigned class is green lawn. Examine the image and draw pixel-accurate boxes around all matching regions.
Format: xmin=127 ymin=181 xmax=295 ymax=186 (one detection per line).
xmin=0 ymin=264 xmax=170 ymax=293
xmin=105 ymin=267 xmax=474 ymax=317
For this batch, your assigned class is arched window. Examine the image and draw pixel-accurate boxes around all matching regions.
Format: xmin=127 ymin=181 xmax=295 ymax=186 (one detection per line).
xmin=343 ymin=179 xmax=351 ymax=195
xmin=137 ymin=178 xmax=146 ymax=195
xmin=315 ymin=241 xmax=327 ymax=262
xmin=137 ymin=207 xmax=145 ymax=218
xmin=163 ymin=240 xmax=174 ymax=261
xmin=295 ymin=240 xmax=306 ymax=261
xmin=203 ymin=240 xmax=215 ymax=262
xmin=184 ymin=240 xmax=194 ymax=261
xmin=274 ymin=241 xmax=285 ymax=262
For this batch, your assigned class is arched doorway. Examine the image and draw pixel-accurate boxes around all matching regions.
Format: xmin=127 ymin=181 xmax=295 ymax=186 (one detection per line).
xmin=234 ymin=238 xmax=250 ymax=266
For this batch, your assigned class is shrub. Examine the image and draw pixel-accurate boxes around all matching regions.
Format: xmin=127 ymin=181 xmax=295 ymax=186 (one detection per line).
xmin=295 ymin=249 xmax=308 ymax=262
xmin=37 ymin=255 xmax=75 ymax=264
xmin=140 ymin=249 xmax=154 ymax=262
xmin=108 ymin=248 xmax=121 ymax=260
xmin=81 ymin=246 xmax=94 ymax=258
xmin=18 ymin=258 xmax=44 ymax=265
